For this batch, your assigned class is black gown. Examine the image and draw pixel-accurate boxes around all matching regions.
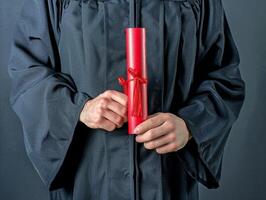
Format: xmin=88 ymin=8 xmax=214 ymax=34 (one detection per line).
xmin=7 ymin=0 xmax=245 ymax=199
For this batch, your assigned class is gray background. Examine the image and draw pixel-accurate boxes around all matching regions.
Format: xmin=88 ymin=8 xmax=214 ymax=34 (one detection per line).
xmin=0 ymin=0 xmax=265 ymax=200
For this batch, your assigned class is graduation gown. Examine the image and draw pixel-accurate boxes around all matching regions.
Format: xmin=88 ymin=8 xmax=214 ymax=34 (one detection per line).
xmin=7 ymin=0 xmax=245 ymax=199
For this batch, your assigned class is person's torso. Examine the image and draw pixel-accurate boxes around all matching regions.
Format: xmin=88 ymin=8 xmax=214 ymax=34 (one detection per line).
xmin=51 ymin=0 xmax=201 ymax=199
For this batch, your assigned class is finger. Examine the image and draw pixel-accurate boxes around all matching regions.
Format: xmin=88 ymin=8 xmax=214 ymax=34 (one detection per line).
xmin=98 ymin=117 xmax=117 ymax=132
xmin=134 ymin=113 xmax=165 ymax=134
xmin=107 ymin=100 xmax=127 ymax=119
xmin=135 ymin=122 xmax=170 ymax=143
xmin=104 ymin=90 xmax=128 ymax=106
xmin=123 ymin=115 xmax=128 ymax=123
xmin=102 ymin=109 xmax=124 ymax=127
xmin=156 ymin=142 xmax=180 ymax=154
xmin=143 ymin=133 xmax=175 ymax=150
xmin=147 ymin=112 xmax=160 ymax=119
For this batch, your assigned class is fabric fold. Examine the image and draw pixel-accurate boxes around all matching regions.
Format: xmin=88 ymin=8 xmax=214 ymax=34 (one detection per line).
xmin=7 ymin=0 xmax=93 ymax=190
xmin=175 ymin=0 xmax=245 ymax=188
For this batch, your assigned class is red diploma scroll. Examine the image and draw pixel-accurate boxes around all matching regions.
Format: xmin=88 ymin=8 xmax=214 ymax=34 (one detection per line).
xmin=118 ymin=28 xmax=148 ymax=134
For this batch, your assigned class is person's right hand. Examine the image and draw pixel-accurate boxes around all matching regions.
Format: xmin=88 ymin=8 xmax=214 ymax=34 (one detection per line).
xmin=79 ymin=90 xmax=128 ymax=132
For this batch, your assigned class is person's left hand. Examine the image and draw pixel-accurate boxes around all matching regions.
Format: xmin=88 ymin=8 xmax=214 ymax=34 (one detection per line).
xmin=134 ymin=112 xmax=192 ymax=154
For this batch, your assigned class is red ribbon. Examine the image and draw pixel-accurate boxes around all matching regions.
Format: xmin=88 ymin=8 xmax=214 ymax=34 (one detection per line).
xmin=118 ymin=68 xmax=147 ymax=117
xmin=118 ymin=76 xmax=128 ymax=95
xmin=128 ymin=68 xmax=147 ymax=117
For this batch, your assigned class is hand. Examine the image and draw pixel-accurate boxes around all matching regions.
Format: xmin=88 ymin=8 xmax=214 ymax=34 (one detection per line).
xmin=79 ymin=90 xmax=128 ymax=132
xmin=134 ymin=112 xmax=192 ymax=154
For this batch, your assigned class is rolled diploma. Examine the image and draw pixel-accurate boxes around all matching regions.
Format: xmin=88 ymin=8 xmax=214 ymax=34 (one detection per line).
xmin=118 ymin=28 xmax=148 ymax=134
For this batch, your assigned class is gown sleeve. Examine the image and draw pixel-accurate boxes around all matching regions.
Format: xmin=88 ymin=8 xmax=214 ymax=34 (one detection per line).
xmin=7 ymin=0 xmax=92 ymax=190
xmin=175 ymin=0 xmax=245 ymax=188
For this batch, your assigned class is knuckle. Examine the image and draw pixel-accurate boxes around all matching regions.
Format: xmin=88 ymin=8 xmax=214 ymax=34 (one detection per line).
xmin=156 ymin=148 xmax=163 ymax=154
xmin=169 ymin=133 xmax=176 ymax=142
xmin=107 ymin=124 xmax=116 ymax=132
xmin=170 ymin=143 xmax=178 ymax=151
xmin=99 ymin=98 xmax=108 ymax=108
xmin=144 ymin=142 xmax=152 ymax=149
xmin=149 ymin=141 xmax=155 ymax=149
xmin=163 ymin=113 xmax=171 ymax=120
xmin=116 ymin=116 xmax=123 ymax=124
xmin=149 ymin=118 xmax=156 ymax=124
xmin=117 ymin=123 xmax=123 ymax=128
xmin=166 ymin=120 xmax=175 ymax=131
xmin=105 ymin=90 xmax=113 ymax=96
xmin=144 ymin=142 xmax=148 ymax=148
xmin=122 ymin=108 xmax=127 ymax=116
xmin=104 ymin=90 xmax=110 ymax=95
xmin=94 ymin=115 xmax=102 ymax=123
xmin=96 ymin=107 xmax=104 ymax=115
xmin=147 ymin=130 xmax=154 ymax=140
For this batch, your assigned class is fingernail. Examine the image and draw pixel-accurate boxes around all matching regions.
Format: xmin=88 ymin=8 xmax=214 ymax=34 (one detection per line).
xmin=134 ymin=128 xmax=139 ymax=134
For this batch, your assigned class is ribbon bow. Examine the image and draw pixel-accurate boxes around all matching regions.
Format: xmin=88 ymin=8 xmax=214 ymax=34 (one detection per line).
xmin=128 ymin=68 xmax=147 ymax=117
xmin=118 ymin=68 xmax=147 ymax=117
